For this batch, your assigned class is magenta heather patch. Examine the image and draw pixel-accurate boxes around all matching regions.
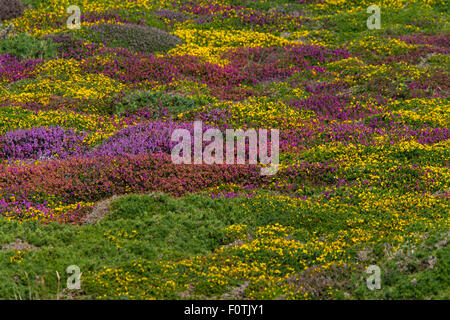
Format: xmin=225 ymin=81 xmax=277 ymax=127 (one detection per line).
xmin=91 ymin=121 xmax=212 ymax=157
xmin=288 ymin=95 xmax=381 ymax=121
xmin=44 ymin=34 xmax=101 ymax=60
xmin=1 ymin=126 xmax=88 ymax=160
xmin=0 ymin=53 xmax=42 ymax=82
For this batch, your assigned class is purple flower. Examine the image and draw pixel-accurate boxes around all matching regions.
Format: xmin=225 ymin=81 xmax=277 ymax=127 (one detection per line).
xmin=1 ymin=126 xmax=88 ymax=160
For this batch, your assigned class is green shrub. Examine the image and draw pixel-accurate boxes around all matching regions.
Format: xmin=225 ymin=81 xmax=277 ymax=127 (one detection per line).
xmin=0 ymin=0 xmax=24 ymax=21
xmin=87 ymin=23 xmax=182 ymax=53
xmin=115 ymin=90 xmax=208 ymax=115
xmin=0 ymin=33 xmax=59 ymax=59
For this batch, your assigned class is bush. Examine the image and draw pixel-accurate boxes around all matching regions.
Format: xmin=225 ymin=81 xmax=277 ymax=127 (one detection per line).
xmin=87 ymin=23 xmax=182 ymax=53
xmin=0 ymin=0 xmax=24 ymax=21
xmin=0 ymin=33 xmax=59 ymax=59
xmin=43 ymin=33 xmax=101 ymax=60
xmin=91 ymin=121 xmax=213 ymax=157
xmin=0 ymin=53 xmax=41 ymax=82
xmin=115 ymin=91 xmax=207 ymax=115
xmin=1 ymin=126 xmax=88 ymax=160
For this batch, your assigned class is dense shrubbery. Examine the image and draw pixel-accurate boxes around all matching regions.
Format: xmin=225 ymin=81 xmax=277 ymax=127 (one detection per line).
xmin=43 ymin=33 xmax=101 ymax=60
xmin=1 ymin=126 xmax=87 ymax=160
xmin=91 ymin=121 xmax=202 ymax=156
xmin=0 ymin=53 xmax=41 ymax=82
xmin=0 ymin=33 xmax=59 ymax=59
xmin=0 ymin=0 xmax=24 ymax=21
xmin=114 ymin=90 xmax=209 ymax=115
xmin=0 ymin=153 xmax=268 ymax=203
xmin=87 ymin=23 xmax=182 ymax=53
